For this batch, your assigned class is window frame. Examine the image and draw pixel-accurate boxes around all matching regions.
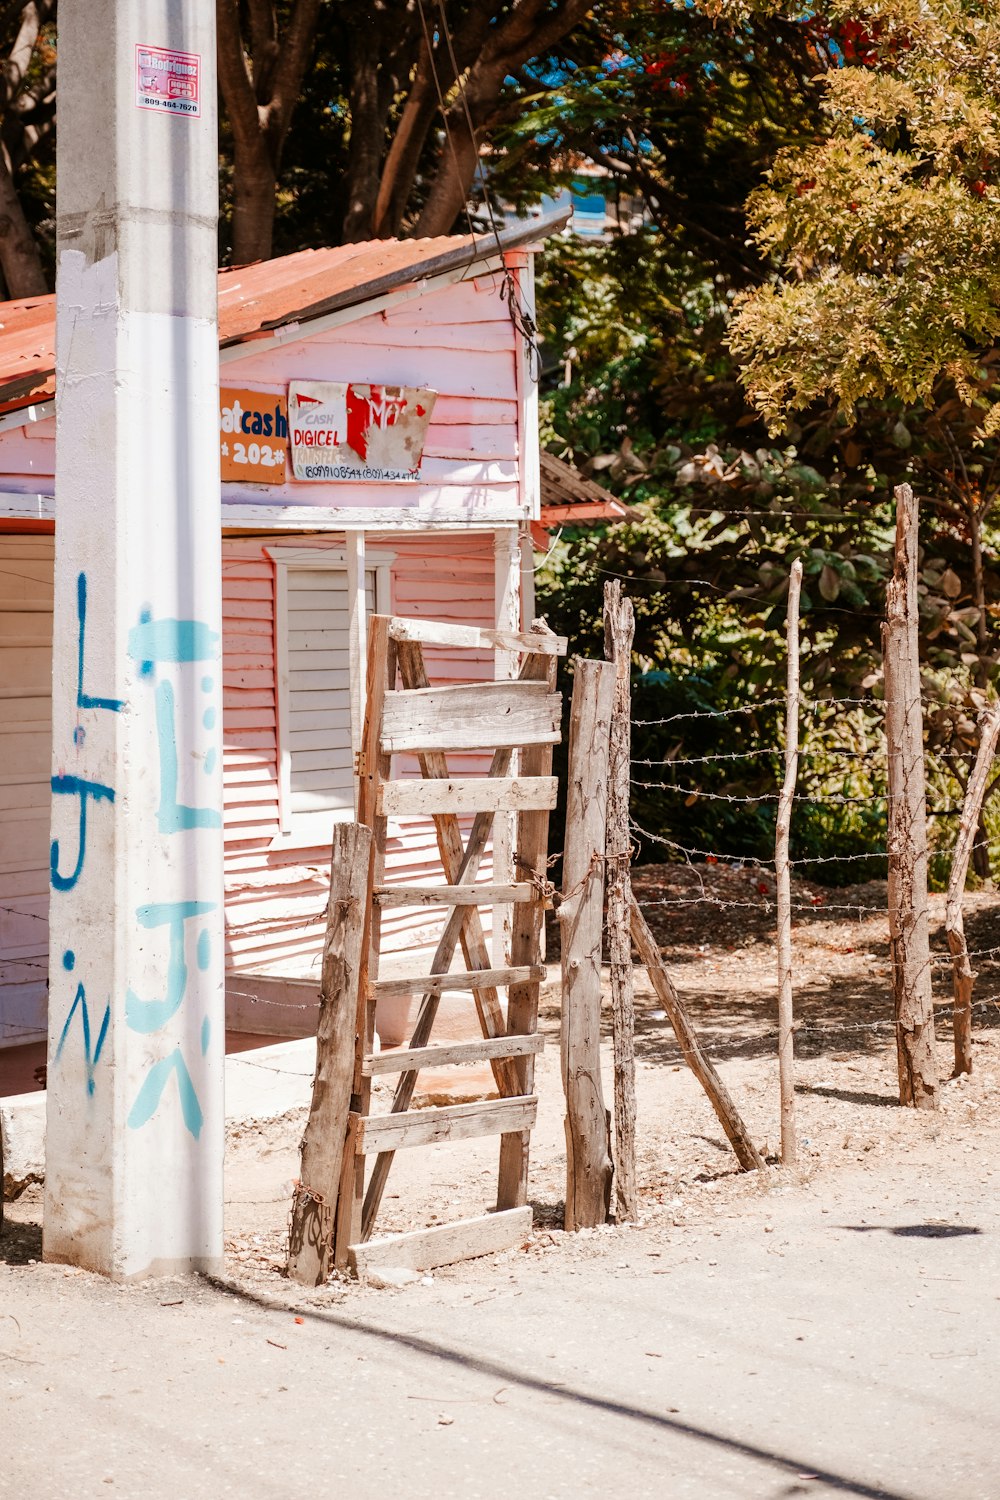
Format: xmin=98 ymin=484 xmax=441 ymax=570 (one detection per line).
xmin=268 ymin=540 xmax=393 ymax=849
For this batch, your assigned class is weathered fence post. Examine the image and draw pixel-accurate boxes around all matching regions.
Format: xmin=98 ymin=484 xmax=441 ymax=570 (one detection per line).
xmin=946 ymin=703 xmax=1000 ymax=1076
xmin=775 ymin=559 xmax=802 ymax=1164
xmin=883 ymin=483 xmax=938 ymax=1108
xmin=560 ymin=657 xmax=615 ymax=1229
xmin=288 ymin=821 xmax=372 ymax=1286
xmin=603 ymin=581 xmax=638 ymax=1223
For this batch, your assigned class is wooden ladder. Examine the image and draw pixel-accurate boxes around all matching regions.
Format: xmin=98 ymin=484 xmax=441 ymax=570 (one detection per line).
xmin=333 ymin=614 xmax=566 ymax=1275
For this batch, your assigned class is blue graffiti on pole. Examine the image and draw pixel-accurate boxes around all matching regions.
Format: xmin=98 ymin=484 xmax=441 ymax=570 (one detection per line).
xmin=127 ymin=610 xmax=222 ymax=835
xmin=154 ymin=680 xmax=222 ymax=833
xmin=53 ymin=950 xmax=110 ymax=1097
xmin=76 ymin=572 xmax=123 ymax=712
xmin=50 ymin=571 xmax=122 ymax=894
xmin=126 ymin=1047 xmax=204 ymax=1139
xmin=125 ymin=900 xmax=217 ymax=1035
xmin=127 ymin=611 xmax=220 ymax=676
xmin=49 ymin=774 xmax=115 ymax=891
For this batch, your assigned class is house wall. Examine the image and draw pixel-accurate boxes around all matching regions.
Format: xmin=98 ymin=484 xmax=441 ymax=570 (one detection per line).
xmin=218 ymin=269 xmax=523 ymax=520
xmin=0 ymin=258 xmax=528 ymax=1047
xmin=220 ymin=530 xmax=497 ymax=990
xmin=0 ymin=532 xmax=52 ymax=1043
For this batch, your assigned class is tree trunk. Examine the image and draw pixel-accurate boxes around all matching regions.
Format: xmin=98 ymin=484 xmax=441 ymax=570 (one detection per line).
xmin=603 ymin=581 xmax=638 ymax=1223
xmin=0 ymin=149 xmax=47 ymax=296
xmin=341 ymin=40 xmax=385 ymax=243
xmin=230 ymin=148 xmax=278 ymax=266
xmin=372 ymin=68 xmax=441 ymax=237
xmin=883 ymin=483 xmax=938 ymax=1108
xmin=946 ymin=704 xmax=1000 ymax=1076
xmin=413 ymin=106 xmax=481 ymax=237
xmin=217 ymin=0 xmax=322 ymax=265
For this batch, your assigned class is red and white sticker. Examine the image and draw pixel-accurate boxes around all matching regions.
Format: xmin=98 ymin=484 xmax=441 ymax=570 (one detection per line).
xmin=135 ymin=44 xmax=201 ymax=118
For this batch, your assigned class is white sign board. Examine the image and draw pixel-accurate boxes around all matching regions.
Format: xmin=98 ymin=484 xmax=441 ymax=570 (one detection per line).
xmin=288 ymin=380 xmax=437 ymax=482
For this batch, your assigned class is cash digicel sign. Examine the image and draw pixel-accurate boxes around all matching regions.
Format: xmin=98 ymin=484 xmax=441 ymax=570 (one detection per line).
xmin=219 ymin=388 xmax=289 ymax=484
xmin=288 ymin=380 xmax=437 ymax=482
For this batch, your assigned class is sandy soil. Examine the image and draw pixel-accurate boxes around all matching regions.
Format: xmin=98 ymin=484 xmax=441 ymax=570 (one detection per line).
xmin=5 ymin=865 xmax=1000 ymax=1498
xmin=10 ymin=862 xmax=994 ymax=1282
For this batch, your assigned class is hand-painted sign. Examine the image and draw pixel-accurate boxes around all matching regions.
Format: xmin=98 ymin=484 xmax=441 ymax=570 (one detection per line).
xmin=288 ymin=380 xmax=437 ymax=482
xmin=219 ymin=388 xmax=288 ymax=483
xmin=135 ymin=45 xmax=201 ymax=118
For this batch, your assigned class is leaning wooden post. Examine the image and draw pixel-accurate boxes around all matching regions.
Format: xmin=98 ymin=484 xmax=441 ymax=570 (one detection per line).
xmin=775 ymin=560 xmax=802 ymax=1164
xmin=630 ymin=899 xmax=765 ymax=1172
xmin=946 ymin=703 xmax=1000 ymax=1076
xmin=603 ymin=581 xmax=638 ymax=1223
xmin=560 ymin=657 xmax=615 ymax=1230
xmin=883 ymin=483 xmax=938 ymax=1108
xmin=288 ymin=821 xmax=372 ymax=1286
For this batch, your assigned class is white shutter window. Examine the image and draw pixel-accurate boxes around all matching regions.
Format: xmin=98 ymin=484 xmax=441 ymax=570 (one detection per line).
xmin=286 ymin=566 xmax=356 ymax=819
xmin=270 ymin=543 xmax=392 ymax=848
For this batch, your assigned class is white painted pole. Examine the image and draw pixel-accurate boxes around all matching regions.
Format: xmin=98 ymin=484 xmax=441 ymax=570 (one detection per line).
xmin=44 ymin=2 xmax=224 ymax=1277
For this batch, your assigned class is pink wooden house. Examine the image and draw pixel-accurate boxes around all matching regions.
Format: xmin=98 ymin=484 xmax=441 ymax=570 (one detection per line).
xmin=0 ymin=215 xmax=576 ymax=1054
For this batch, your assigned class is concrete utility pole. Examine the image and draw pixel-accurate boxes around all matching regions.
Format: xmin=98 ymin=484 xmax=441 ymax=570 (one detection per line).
xmin=44 ymin=2 xmax=224 ymax=1276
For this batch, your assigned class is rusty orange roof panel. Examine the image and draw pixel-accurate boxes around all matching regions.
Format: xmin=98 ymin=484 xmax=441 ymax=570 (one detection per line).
xmin=0 ymin=211 xmax=570 ymax=419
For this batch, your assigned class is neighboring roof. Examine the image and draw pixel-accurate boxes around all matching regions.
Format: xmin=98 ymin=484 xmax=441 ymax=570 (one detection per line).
xmin=0 ymin=209 xmax=570 ymax=420
xmin=535 ymin=450 xmax=640 ymax=544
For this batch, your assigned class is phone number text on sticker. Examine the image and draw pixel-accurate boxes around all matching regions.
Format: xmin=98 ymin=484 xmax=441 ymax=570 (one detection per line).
xmin=135 ymin=44 xmax=201 ymax=117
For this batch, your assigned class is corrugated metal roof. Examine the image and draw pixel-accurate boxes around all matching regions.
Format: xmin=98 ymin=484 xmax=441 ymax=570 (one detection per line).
xmin=0 ymin=210 xmax=570 ymax=418
xmin=536 ymin=450 xmax=640 ymax=537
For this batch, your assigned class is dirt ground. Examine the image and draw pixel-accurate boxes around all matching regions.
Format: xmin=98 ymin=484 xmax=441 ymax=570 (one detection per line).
xmin=4 ymin=864 xmax=1000 ymax=1498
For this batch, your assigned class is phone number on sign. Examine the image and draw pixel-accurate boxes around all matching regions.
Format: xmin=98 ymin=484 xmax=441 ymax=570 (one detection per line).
xmin=296 ymin=463 xmax=415 ymax=481
xmin=228 ymin=441 xmax=286 ymax=468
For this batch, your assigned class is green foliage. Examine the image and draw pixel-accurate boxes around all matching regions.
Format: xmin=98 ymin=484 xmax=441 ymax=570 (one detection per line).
xmin=731 ymin=1 xmax=1000 ymax=433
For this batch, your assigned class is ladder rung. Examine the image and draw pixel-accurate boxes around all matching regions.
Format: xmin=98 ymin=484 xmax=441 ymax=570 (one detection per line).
xmin=370 ymin=965 xmax=546 ymax=1004
xmin=374 ymin=882 xmax=534 ymax=908
xmin=362 ymin=1033 xmax=544 ymax=1077
xmin=380 ymin=681 xmax=561 ymax=754
xmin=378 ymin=776 xmax=558 ymax=817
xmin=356 ymin=1096 xmax=538 ymax=1155
xmin=386 ymin=616 xmax=567 ymax=656
xmin=349 ymin=1207 xmax=533 ymax=1276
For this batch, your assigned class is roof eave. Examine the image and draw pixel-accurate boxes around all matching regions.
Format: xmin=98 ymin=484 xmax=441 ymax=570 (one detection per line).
xmin=220 ymin=208 xmax=572 ymax=346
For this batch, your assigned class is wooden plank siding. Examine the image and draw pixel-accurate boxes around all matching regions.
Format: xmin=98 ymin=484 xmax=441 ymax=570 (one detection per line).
xmin=220 ymin=532 xmax=500 ymax=982
xmin=0 ymin=532 xmax=53 ymax=1042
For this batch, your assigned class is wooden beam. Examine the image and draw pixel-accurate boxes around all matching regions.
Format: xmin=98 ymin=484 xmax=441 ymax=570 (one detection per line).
xmin=348 ymin=1207 xmax=533 ymax=1276
xmin=333 ymin=615 xmax=394 ymax=1271
xmin=378 ymin=776 xmax=557 ymax=817
xmin=363 ymin=1033 xmax=544 ymax=1077
xmin=380 ymin=681 xmax=561 ymax=753
xmin=884 ymin=483 xmax=938 ymax=1108
xmin=560 ymin=657 xmax=615 ymax=1231
xmin=288 ymin=822 xmax=372 ymax=1287
xmin=358 ymin=1096 xmax=537 ymax=1154
xmin=630 ymin=897 xmax=765 ymax=1173
xmin=496 ymin=633 xmax=559 ymax=1211
xmin=374 ymin=882 xmax=533 ymax=908
xmin=371 ymin=964 xmax=546 ymax=1004
xmin=946 ymin=702 xmax=1000 ymax=1076
xmin=387 ymin=616 xmax=567 ymax=655
xmin=604 ymin=580 xmax=638 ymax=1224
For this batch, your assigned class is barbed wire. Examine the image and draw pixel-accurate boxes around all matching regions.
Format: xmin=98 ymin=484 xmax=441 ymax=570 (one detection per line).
xmin=629 ymin=779 xmax=895 ymax=807
xmin=628 ymin=818 xmax=895 ymax=869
